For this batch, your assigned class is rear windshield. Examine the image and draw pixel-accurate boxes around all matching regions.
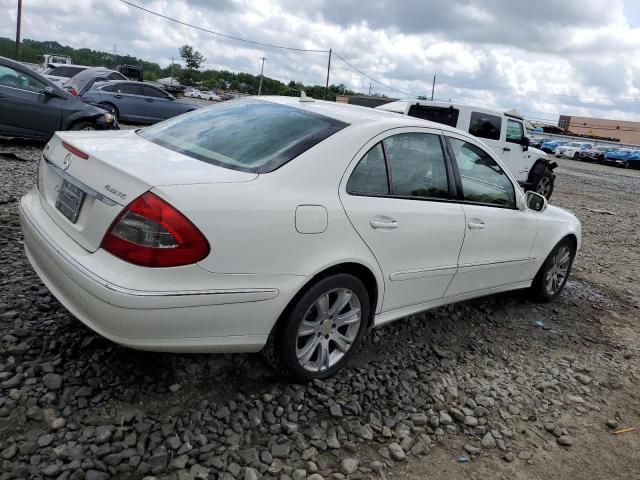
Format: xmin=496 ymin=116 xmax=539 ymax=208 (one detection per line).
xmin=46 ymin=66 xmax=86 ymax=78
xmin=138 ymin=98 xmax=348 ymax=173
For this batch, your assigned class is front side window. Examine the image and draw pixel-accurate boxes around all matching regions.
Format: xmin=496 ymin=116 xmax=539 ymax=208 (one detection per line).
xmin=448 ymin=137 xmax=516 ymax=208
xmin=346 ymin=144 xmax=388 ymax=195
xmin=0 ymin=65 xmax=46 ymax=93
xmin=469 ymin=112 xmax=502 ymax=141
xmin=384 ymin=133 xmax=449 ymax=199
xmin=506 ymin=119 xmax=524 ymax=144
xmin=140 ymin=98 xmax=347 ymax=173
xmin=143 ymin=86 xmax=168 ymax=99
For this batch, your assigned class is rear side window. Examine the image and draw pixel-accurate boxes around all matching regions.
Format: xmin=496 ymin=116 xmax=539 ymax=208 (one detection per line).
xmin=407 ymin=104 xmax=459 ymax=128
xmin=448 ymin=137 xmax=515 ymax=208
xmin=384 ymin=133 xmax=449 ymax=199
xmin=139 ymin=98 xmax=347 ymax=173
xmin=469 ymin=112 xmax=502 ymax=141
xmin=117 ymin=84 xmax=143 ymax=95
xmin=346 ymin=144 xmax=388 ymax=195
xmin=108 ymin=72 xmax=127 ymax=80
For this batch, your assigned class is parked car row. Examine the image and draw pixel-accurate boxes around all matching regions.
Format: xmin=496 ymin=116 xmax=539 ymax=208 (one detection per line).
xmin=0 ymin=56 xmax=203 ymax=140
xmin=543 ymin=138 xmax=640 ymax=169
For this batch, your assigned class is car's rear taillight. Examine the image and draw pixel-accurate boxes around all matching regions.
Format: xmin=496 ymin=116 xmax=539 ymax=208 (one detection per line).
xmin=101 ymin=192 xmax=210 ymax=268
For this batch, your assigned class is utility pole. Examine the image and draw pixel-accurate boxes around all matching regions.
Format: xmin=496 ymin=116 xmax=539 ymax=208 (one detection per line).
xmin=431 ymin=74 xmax=436 ymax=101
xmin=369 ymin=83 xmax=373 ymax=96
xmin=15 ymin=0 xmax=22 ymax=60
xmin=170 ymin=57 xmax=175 ymax=84
xmin=324 ymin=48 xmax=332 ymax=100
xmin=257 ymin=56 xmax=266 ymax=95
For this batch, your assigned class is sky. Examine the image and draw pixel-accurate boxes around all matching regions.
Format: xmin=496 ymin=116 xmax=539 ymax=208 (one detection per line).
xmin=2 ymin=0 xmax=640 ymax=124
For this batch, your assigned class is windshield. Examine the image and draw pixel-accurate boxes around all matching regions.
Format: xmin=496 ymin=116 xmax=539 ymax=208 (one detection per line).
xmin=139 ymin=98 xmax=348 ymax=173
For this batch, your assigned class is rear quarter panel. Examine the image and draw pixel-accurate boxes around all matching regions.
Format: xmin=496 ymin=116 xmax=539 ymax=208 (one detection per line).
xmin=154 ymin=122 xmax=391 ymax=308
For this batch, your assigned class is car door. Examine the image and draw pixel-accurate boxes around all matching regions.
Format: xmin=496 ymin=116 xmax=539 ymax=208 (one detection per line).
xmin=0 ymin=64 xmax=61 ymax=138
xmin=107 ymin=83 xmax=146 ymax=122
xmin=444 ymin=134 xmax=538 ymax=297
xmin=340 ymin=129 xmax=466 ymax=313
xmin=501 ymin=118 xmax=530 ymax=181
xmin=142 ymin=85 xmax=176 ymax=122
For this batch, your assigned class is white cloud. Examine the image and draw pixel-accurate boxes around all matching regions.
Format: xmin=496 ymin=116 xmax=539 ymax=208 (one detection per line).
xmin=1 ymin=0 xmax=639 ymax=122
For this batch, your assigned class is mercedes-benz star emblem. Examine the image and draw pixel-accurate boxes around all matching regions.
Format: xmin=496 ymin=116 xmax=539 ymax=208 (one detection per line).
xmin=62 ymin=153 xmax=72 ymax=170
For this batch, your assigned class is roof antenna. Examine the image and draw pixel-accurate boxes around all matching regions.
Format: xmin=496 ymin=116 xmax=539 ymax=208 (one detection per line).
xmin=299 ymin=90 xmax=314 ymax=102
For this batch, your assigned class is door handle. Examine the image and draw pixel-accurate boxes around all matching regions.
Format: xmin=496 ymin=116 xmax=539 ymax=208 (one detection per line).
xmin=370 ymin=219 xmax=398 ymax=230
xmin=467 ymin=220 xmax=486 ymax=230
xmin=114 ymin=94 xmax=122 ymax=98
xmin=503 ymin=147 xmax=511 ymax=152
xmin=145 ymin=98 xmax=154 ymax=102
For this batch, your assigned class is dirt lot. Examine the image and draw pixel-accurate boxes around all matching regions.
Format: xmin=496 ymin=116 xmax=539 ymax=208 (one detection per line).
xmin=0 ymin=140 xmax=638 ymax=480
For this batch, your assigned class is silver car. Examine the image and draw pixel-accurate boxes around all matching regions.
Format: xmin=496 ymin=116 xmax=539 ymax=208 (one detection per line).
xmin=82 ymin=80 xmax=200 ymax=124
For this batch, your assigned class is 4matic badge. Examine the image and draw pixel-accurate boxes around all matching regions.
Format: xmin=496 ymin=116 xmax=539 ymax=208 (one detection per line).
xmin=104 ymin=184 xmax=127 ymax=200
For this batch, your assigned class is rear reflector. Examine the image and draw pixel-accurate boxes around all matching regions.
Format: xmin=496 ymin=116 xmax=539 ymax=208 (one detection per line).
xmin=62 ymin=142 xmax=89 ymax=160
xmin=101 ymin=192 xmax=210 ymax=268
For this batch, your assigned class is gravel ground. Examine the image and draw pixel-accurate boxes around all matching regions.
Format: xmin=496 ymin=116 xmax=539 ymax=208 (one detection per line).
xmin=0 ymin=140 xmax=639 ymax=480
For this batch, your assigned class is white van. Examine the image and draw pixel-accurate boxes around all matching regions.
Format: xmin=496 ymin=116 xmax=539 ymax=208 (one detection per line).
xmin=376 ymin=100 xmax=557 ymax=199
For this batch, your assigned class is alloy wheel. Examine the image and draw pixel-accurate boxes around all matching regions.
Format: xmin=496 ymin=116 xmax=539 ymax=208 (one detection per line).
xmin=296 ymin=288 xmax=362 ymax=373
xmin=544 ymin=245 xmax=571 ymax=295
xmin=536 ymin=176 xmax=552 ymax=197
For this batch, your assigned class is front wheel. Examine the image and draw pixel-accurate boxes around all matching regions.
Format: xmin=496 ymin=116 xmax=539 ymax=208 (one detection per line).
xmin=534 ymin=170 xmax=554 ymax=199
xmin=531 ymin=238 xmax=575 ymax=302
xmin=263 ymin=274 xmax=370 ymax=381
xmin=573 ymin=152 xmax=580 ymax=160
xmin=70 ymin=121 xmax=97 ymax=131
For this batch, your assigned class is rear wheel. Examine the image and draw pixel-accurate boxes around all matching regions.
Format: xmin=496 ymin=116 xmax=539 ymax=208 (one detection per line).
xmin=533 ymin=170 xmax=554 ymax=199
xmin=573 ymin=152 xmax=580 ymax=160
xmin=623 ymin=160 xmax=631 ymax=169
xmin=531 ymin=238 xmax=575 ymax=302
xmin=263 ymin=274 xmax=370 ymax=381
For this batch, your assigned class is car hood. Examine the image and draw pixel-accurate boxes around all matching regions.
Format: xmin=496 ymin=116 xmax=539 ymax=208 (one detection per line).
xmin=529 ymin=146 xmax=546 ymax=157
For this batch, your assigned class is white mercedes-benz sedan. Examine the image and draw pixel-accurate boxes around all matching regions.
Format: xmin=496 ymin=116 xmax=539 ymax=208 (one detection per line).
xmin=20 ymin=96 xmax=581 ymax=380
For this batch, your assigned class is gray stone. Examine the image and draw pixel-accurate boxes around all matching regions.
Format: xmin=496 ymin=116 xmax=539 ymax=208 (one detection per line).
xmin=43 ymin=373 xmax=62 ymax=390
xmin=329 ymin=404 xmax=343 ymax=417
xmin=85 ymin=471 xmax=110 ymax=480
xmin=189 ymin=465 xmax=210 ymax=479
xmin=607 ymin=419 xmax=619 ymax=429
xmin=340 ymin=458 xmax=359 ymax=475
xmin=243 ymin=467 xmax=258 ymax=480
xmin=575 ymin=374 xmax=592 ymax=385
xmin=463 ymin=416 xmax=479 ymax=427
xmin=388 ymin=443 xmax=406 ymax=461
xmin=481 ymin=432 xmax=496 ymax=449
xmin=26 ymin=405 xmax=44 ymax=421
xmin=557 ymin=435 xmax=574 ymax=446
xmin=307 ymin=475 xmax=324 ymax=480
xmin=1 ymin=445 xmax=17 ymax=459
xmin=439 ymin=411 xmax=453 ymax=425
xmin=271 ymin=442 xmax=290 ymax=459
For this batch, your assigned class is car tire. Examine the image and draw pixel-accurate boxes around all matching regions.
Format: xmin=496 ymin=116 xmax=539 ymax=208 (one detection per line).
xmin=623 ymin=160 xmax=631 ymax=169
xmin=70 ymin=121 xmax=97 ymax=131
xmin=573 ymin=152 xmax=579 ymax=160
xmin=533 ymin=170 xmax=554 ymax=199
xmin=263 ymin=273 xmax=370 ymax=381
xmin=530 ymin=238 xmax=576 ymax=302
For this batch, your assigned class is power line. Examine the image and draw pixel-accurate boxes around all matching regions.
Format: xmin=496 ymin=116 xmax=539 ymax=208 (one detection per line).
xmin=119 ymin=0 xmax=329 ymax=53
xmin=332 ymin=51 xmax=418 ymax=97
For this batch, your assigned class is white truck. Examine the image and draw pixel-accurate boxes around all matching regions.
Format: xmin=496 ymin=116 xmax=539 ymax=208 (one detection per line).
xmin=41 ymin=54 xmax=72 ymax=71
xmin=376 ymin=100 xmax=557 ymax=199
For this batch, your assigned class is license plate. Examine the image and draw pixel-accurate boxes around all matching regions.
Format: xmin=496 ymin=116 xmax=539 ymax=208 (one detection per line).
xmin=55 ymin=179 xmax=85 ymax=223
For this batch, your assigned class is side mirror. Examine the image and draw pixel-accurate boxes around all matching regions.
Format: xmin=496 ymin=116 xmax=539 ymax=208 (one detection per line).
xmin=520 ymin=136 xmax=530 ymax=151
xmin=43 ymin=85 xmax=63 ymax=98
xmin=525 ymin=191 xmax=547 ymax=212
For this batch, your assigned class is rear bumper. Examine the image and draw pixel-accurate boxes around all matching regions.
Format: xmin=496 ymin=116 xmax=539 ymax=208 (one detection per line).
xmin=19 ymin=189 xmax=302 ymax=353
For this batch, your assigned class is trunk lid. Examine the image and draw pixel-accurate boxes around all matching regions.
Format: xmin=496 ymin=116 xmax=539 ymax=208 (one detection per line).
xmin=39 ymin=130 xmax=257 ymax=252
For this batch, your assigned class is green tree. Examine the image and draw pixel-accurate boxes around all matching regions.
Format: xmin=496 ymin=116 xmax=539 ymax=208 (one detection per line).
xmin=178 ymin=44 xmax=205 ymax=85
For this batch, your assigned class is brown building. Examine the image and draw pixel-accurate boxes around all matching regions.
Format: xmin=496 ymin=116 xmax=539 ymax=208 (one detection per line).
xmin=558 ymin=115 xmax=640 ymax=144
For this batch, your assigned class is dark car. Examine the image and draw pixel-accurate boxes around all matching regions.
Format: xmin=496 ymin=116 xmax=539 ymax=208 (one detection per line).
xmin=81 ymin=80 xmax=200 ymax=124
xmin=117 ymin=64 xmax=143 ymax=81
xmin=0 ymin=56 xmax=117 ymax=140
xmin=580 ymin=145 xmax=617 ymax=163
xmin=63 ymin=67 xmax=127 ymax=97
